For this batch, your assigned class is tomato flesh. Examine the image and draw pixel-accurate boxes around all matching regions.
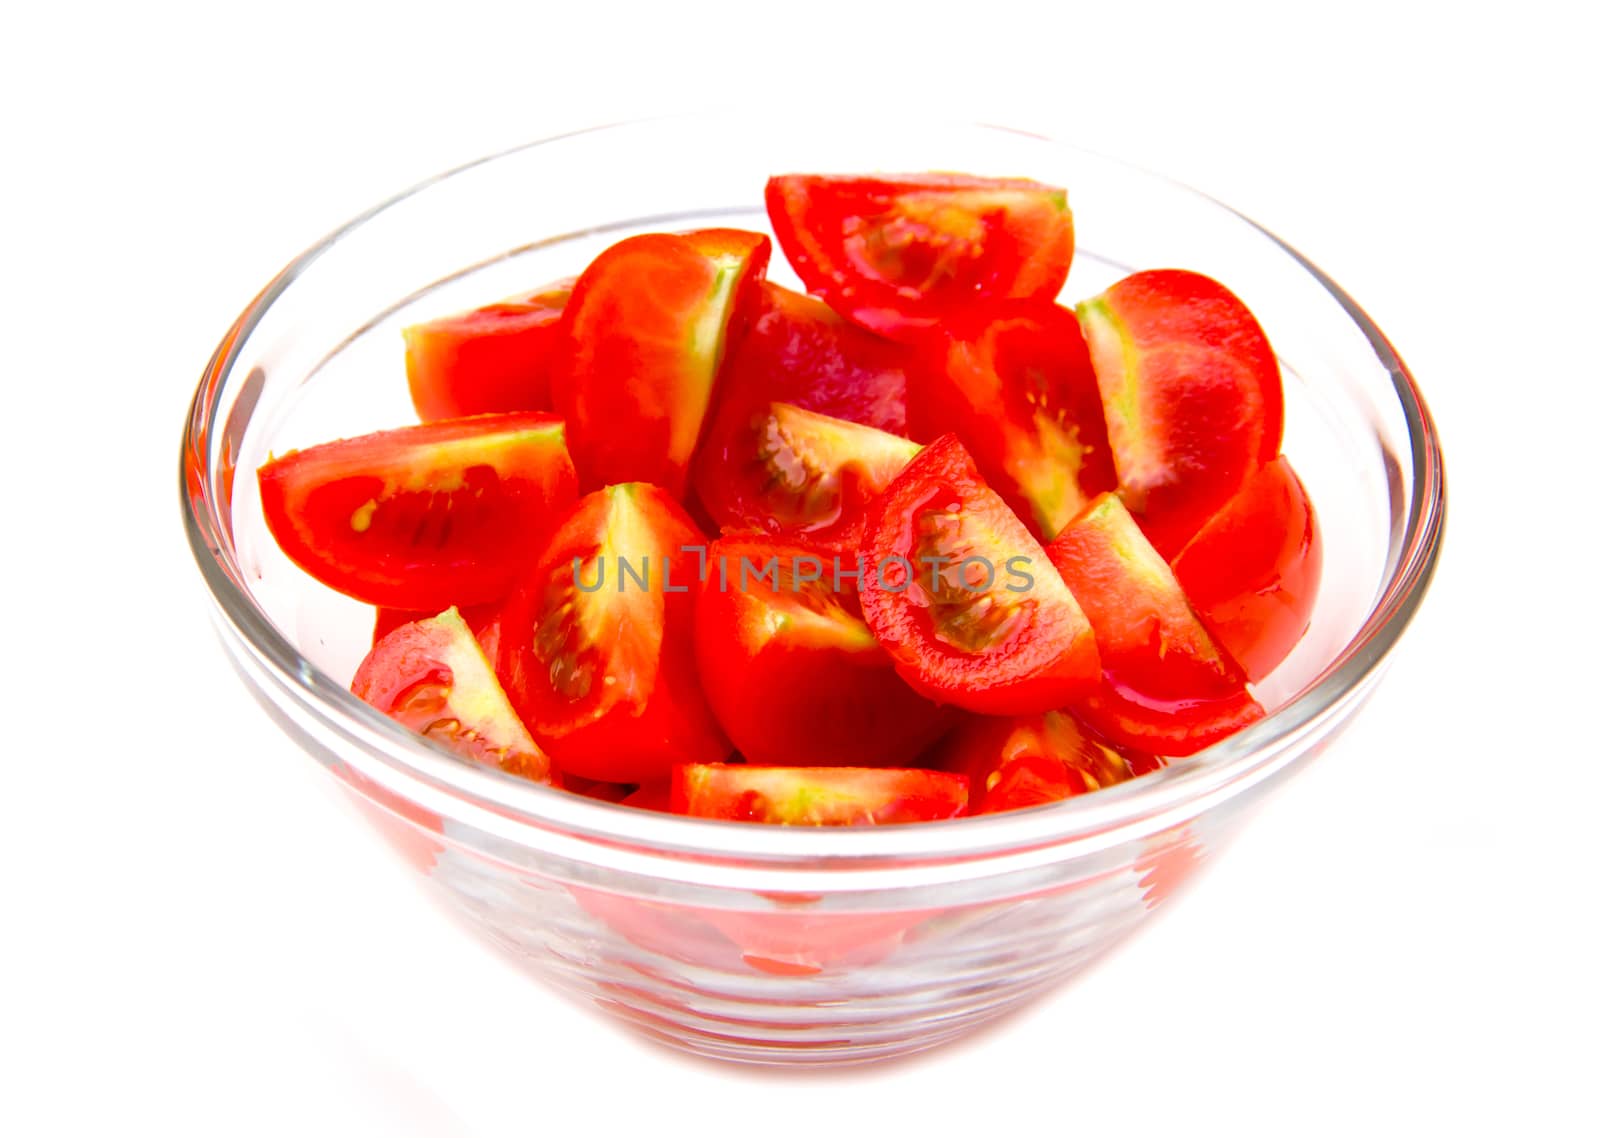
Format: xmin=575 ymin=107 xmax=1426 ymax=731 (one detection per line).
xmin=403 ymin=279 xmax=572 ymax=421
xmin=553 ymin=229 xmax=770 ymax=499
xmin=1077 ymin=269 xmax=1285 ymax=558
xmin=694 ymin=402 xmax=920 ymax=549
xmin=933 ymin=710 xmax=1158 ymax=814
xmin=859 ymin=434 xmax=1100 ymax=715
xmin=372 ymin=602 xmax=500 ymax=661
xmin=706 ymin=281 xmax=916 ymax=433
xmin=766 ymin=174 xmax=1075 ymax=338
xmin=258 ymin=413 xmax=579 ymax=609
xmin=671 ymin=764 xmax=968 ymax=825
xmin=352 ymin=607 xmax=551 ymax=783
xmin=912 ymin=300 xmax=1115 ymax=539
xmin=495 ymin=483 xmax=729 ymax=783
xmin=1047 ymin=493 xmax=1263 ymax=756
xmin=695 ymin=536 xmax=954 ymax=766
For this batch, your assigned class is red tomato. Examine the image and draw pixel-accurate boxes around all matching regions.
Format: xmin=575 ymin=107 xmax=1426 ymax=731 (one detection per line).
xmin=693 ymin=403 xmax=920 ymax=550
xmin=372 ymin=601 xmax=499 ymax=654
xmin=1047 ymin=493 xmax=1263 ymax=756
xmin=258 ymin=413 xmax=579 ymax=609
xmin=553 ymin=228 xmax=770 ymax=499
xmin=859 ymin=434 xmax=1100 ymax=715
xmin=495 ymin=483 xmax=729 ymax=783
xmin=671 ymin=764 xmax=968 ymax=825
xmin=705 ymin=280 xmax=915 ymax=433
xmin=1170 ymin=457 xmax=1323 ymax=682
xmin=932 ymin=710 xmax=1159 ymax=814
xmin=403 ymin=279 xmax=572 ymax=421
xmin=912 ymin=300 xmax=1116 ymax=539
xmin=766 ymin=174 xmax=1075 ymax=338
xmin=352 ymin=607 xmax=551 ymax=783
xmin=621 ymin=781 xmax=673 ymax=812
xmin=694 ymin=536 xmax=954 ymax=766
xmin=700 ymin=904 xmax=932 ymax=975
xmin=557 ymin=772 xmax=635 ymax=804
xmin=1077 ymin=269 xmax=1285 ymax=558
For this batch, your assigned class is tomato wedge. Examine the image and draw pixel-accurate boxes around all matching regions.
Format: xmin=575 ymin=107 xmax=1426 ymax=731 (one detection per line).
xmin=553 ymin=228 xmax=770 ymax=499
xmin=766 ymin=173 xmax=1074 ymax=338
xmin=352 ymin=607 xmax=551 ymax=783
xmin=258 ymin=413 xmax=579 ymax=609
xmin=1077 ymin=269 xmax=1285 ymax=557
xmin=403 ymin=278 xmax=572 ymax=422
xmin=1171 ymin=456 xmax=1323 ymax=681
xmin=932 ymin=710 xmax=1159 ymax=814
xmin=693 ymin=403 xmax=920 ymax=549
xmin=912 ymin=300 xmax=1115 ymax=539
xmin=707 ymin=281 xmax=916 ymax=433
xmin=671 ymin=764 xmax=968 ymax=825
xmin=694 ymin=536 xmax=953 ymax=766
xmin=372 ymin=601 xmax=499 ymax=657
xmin=495 ymin=483 xmax=729 ymax=783
xmin=1047 ymin=493 xmax=1263 ymax=756
xmin=859 ymin=434 xmax=1100 ymax=715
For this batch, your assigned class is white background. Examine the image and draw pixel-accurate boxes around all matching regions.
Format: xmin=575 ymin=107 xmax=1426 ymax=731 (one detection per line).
xmin=4 ymin=2 xmax=1596 ymax=1134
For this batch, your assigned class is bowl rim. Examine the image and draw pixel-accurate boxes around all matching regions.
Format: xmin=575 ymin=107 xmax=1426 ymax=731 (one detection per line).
xmin=179 ymin=114 xmax=1446 ymax=868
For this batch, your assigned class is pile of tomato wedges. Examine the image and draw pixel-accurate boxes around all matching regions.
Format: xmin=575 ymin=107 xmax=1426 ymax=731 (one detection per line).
xmin=258 ymin=172 xmax=1322 ymax=825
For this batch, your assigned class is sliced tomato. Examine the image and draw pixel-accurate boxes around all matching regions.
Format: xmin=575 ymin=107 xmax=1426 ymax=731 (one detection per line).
xmin=1047 ymin=493 xmax=1263 ymax=756
xmin=700 ymin=903 xmax=932 ymax=975
xmin=352 ymin=607 xmax=551 ymax=783
xmin=671 ymin=764 xmax=967 ymax=825
xmin=694 ymin=536 xmax=953 ymax=766
xmin=706 ymin=281 xmax=915 ymax=433
xmin=553 ymin=228 xmax=769 ymax=499
xmin=495 ymin=483 xmax=729 ymax=783
xmin=912 ymin=300 xmax=1115 ymax=539
xmin=693 ymin=403 xmax=919 ymax=549
xmin=1077 ymin=269 xmax=1285 ymax=557
xmin=403 ymin=278 xmax=572 ymax=422
xmin=372 ymin=601 xmax=500 ymax=658
xmin=859 ymin=434 xmax=1100 ymax=715
xmin=932 ymin=710 xmax=1158 ymax=814
xmin=622 ymin=781 xmax=673 ymax=812
xmin=258 ymin=413 xmax=579 ymax=609
xmin=765 ymin=173 xmax=1074 ymax=338
xmin=1170 ymin=457 xmax=1323 ymax=681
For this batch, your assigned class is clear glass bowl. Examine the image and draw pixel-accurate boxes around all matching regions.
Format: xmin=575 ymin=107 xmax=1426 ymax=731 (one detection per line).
xmin=179 ymin=115 xmax=1445 ymax=1066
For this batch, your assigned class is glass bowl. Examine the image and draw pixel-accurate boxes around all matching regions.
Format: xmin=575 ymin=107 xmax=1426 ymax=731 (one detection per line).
xmin=179 ymin=114 xmax=1445 ymax=1066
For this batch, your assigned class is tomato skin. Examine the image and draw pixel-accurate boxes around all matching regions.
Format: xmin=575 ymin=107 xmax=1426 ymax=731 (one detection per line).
xmin=403 ymin=279 xmax=572 ymax=422
xmin=693 ymin=403 xmax=920 ymax=551
xmin=1077 ymin=269 xmax=1285 ymax=558
xmin=1047 ymin=493 xmax=1263 ymax=756
xmin=911 ymin=300 xmax=1116 ymax=540
xmin=495 ymin=483 xmax=730 ymax=784
xmin=694 ymin=536 xmax=954 ymax=766
xmin=352 ymin=607 xmax=551 ymax=783
xmin=621 ymin=781 xmax=673 ymax=812
xmin=706 ymin=281 xmax=916 ymax=433
xmin=932 ymin=710 xmax=1158 ymax=814
xmin=671 ymin=764 xmax=968 ymax=825
xmin=1170 ymin=457 xmax=1322 ymax=682
xmin=765 ymin=174 xmax=1075 ymax=338
xmin=859 ymin=434 xmax=1100 ymax=715
xmin=258 ymin=413 xmax=579 ymax=609
xmin=553 ymin=229 xmax=770 ymax=500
